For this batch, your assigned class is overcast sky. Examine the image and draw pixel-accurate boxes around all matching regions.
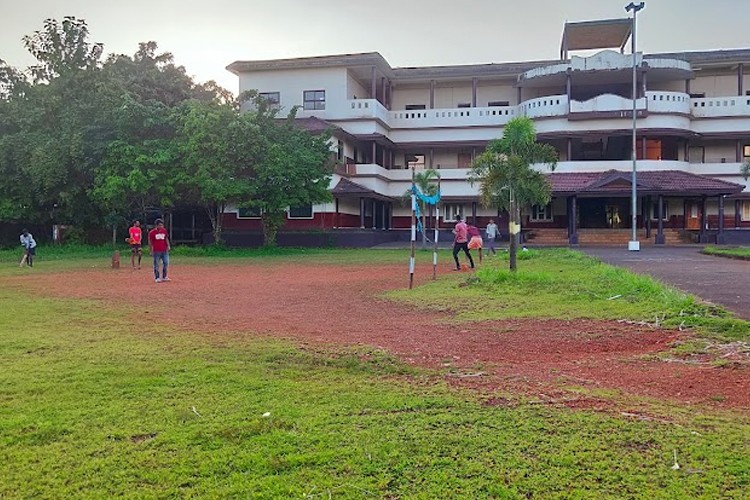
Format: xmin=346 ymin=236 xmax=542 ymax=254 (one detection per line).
xmin=1 ymin=0 xmax=749 ymax=93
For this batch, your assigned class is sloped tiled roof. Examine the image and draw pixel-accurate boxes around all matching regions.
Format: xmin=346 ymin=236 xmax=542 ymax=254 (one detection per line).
xmin=547 ymin=170 xmax=744 ymax=195
xmin=332 ymin=178 xmax=377 ymax=196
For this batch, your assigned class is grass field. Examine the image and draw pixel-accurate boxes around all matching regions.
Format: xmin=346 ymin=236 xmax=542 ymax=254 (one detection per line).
xmin=703 ymin=245 xmax=750 ymax=260
xmin=1 ymin=247 xmax=749 ymax=498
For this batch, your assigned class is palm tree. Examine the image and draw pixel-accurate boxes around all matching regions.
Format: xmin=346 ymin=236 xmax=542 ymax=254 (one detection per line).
xmin=409 ymin=168 xmax=440 ymax=248
xmin=470 ymin=117 xmax=557 ymax=271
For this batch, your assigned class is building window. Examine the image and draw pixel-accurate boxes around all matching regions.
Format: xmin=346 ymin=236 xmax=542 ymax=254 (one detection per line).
xmin=689 ymin=92 xmax=706 ymax=99
xmin=289 ymin=204 xmax=313 ymax=219
xmin=405 ymin=104 xmax=426 ymax=110
xmin=743 ymin=145 xmax=750 ymax=160
xmin=337 ymin=140 xmax=344 ymax=162
xmin=259 ymin=92 xmax=280 ymax=109
xmin=457 ymin=152 xmax=473 ymax=168
xmin=443 ymin=203 xmax=463 ymax=222
xmin=238 ymin=207 xmax=262 ymax=219
xmin=303 ymin=90 xmax=325 ymax=110
xmin=488 ymin=100 xmax=510 ymax=107
xmin=743 ymin=201 xmax=750 ymax=221
xmin=531 ymin=203 xmax=552 ymax=221
xmin=457 ymin=103 xmax=471 ymax=108
xmin=651 ymin=201 xmax=669 ymax=220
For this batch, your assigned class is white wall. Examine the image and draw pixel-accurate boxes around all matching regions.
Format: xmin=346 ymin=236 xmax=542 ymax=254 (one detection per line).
xmin=434 ymin=84 xmax=472 ymax=108
xmin=692 ymin=72 xmax=739 ymax=97
xmin=477 ymin=83 xmax=517 ymax=106
xmin=347 ymin=71 xmax=370 ymax=100
xmin=238 ymin=67 xmax=348 ymax=115
xmin=391 ymin=86 xmax=429 ymax=110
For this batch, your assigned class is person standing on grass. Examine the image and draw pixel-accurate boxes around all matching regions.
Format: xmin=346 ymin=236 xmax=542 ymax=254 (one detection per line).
xmin=452 ymin=215 xmax=474 ymax=271
xmin=467 ymin=223 xmax=484 ymax=264
xmin=148 ymin=219 xmax=171 ymax=283
xmin=485 ymin=219 xmax=498 ymax=256
xmin=128 ymin=220 xmax=143 ymax=270
xmin=19 ymin=229 xmax=36 ymax=267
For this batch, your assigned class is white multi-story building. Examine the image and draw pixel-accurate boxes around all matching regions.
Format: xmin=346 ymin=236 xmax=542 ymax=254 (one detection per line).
xmin=225 ymin=18 xmax=750 ymax=246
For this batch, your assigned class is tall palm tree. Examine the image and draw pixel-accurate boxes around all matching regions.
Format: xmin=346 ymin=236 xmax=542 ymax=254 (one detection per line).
xmin=470 ymin=117 xmax=557 ymax=271
xmin=410 ymin=168 xmax=440 ymax=248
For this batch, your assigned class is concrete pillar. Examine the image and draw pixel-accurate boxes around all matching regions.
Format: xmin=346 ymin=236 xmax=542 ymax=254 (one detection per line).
xmin=471 ymin=202 xmax=477 ymax=225
xmin=685 ymin=79 xmax=691 ymax=94
xmin=334 ymin=198 xmax=340 ymax=229
xmin=517 ymin=86 xmax=522 ymax=105
xmin=717 ymin=195 xmax=725 ymax=244
xmin=567 ymin=138 xmax=573 ymax=161
xmin=569 ymin=195 xmax=578 ymax=245
xmin=430 ymin=80 xmax=435 ymax=109
xmin=641 ymin=135 xmax=647 ymax=159
xmin=371 ymin=66 xmax=376 ymax=99
xmin=359 ymin=197 xmax=366 ymax=229
xmin=739 ymin=63 xmax=744 ymax=96
xmin=736 ymin=199 xmax=742 ymax=228
xmin=472 ymin=77 xmax=478 ymax=107
xmin=381 ymin=200 xmax=387 ymax=230
xmin=699 ymin=196 xmax=708 ymax=243
xmin=381 ymin=77 xmax=386 ymax=106
xmin=655 ymin=195 xmax=665 ymax=244
xmin=371 ymin=142 xmax=377 ymax=165
xmin=737 ymin=140 xmax=742 ymax=163
xmin=429 ymin=148 xmax=434 ymax=169
xmin=645 ymin=195 xmax=652 ymax=239
xmin=372 ymin=199 xmax=377 ymax=230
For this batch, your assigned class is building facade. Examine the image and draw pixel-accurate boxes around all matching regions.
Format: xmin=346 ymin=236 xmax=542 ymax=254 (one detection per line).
xmin=225 ymin=21 xmax=750 ymax=246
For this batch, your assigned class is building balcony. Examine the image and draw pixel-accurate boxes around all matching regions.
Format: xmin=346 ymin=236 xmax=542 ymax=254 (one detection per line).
xmin=330 ymin=92 xmax=747 ymax=135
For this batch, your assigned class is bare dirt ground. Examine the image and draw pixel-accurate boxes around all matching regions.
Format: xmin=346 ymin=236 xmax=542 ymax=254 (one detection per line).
xmin=10 ymin=261 xmax=750 ymax=411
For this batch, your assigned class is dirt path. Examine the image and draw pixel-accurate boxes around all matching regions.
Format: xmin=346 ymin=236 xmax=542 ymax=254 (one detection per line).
xmin=9 ymin=261 xmax=750 ymax=410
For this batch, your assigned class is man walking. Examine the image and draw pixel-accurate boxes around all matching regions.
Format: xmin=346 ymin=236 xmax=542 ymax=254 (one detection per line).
xmin=452 ymin=215 xmax=474 ymax=271
xmin=485 ymin=219 xmax=499 ymax=256
xmin=148 ymin=219 xmax=171 ymax=282
xmin=19 ymin=229 xmax=36 ymax=267
xmin=128 ymin=220 xmax=143 ymax=269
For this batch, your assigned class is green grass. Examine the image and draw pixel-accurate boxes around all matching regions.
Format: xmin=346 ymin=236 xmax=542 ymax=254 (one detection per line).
xmin=389 ymin=248 xmax=750 ymax=340
xmin=703 ymin=246 xmax=750 ymax=260
xmin=1 ymin=285 xmax=750 ymax=498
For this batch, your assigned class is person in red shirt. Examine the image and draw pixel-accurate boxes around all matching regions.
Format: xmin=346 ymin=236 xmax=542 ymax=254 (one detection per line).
xmin=128 ymin=220 xmax=143 ymax=269
xmin=452 ymin=215 xmax=475 ymax=271
xmin=148 ymin=218 xmax=171 ymax=283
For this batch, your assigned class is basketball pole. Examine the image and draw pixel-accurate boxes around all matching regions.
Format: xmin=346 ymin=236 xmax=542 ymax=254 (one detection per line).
xmin=409 ymin=167 xmax=416 ymax=289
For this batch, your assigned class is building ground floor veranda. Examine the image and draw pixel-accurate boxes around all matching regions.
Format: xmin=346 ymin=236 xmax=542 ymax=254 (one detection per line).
xmin=217 ymin=169 xmax=750 ymax=247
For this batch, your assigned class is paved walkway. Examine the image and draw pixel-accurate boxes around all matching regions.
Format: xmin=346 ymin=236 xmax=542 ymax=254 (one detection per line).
xmin=581 ymin=246 xmax=750 ymax=321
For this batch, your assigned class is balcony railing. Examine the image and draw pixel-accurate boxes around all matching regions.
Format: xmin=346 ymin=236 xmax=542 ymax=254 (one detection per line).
xmin=338 ymin=92 xmax=748 ymax=130
xmin=692 ymin=96 xmax=750 ymax=118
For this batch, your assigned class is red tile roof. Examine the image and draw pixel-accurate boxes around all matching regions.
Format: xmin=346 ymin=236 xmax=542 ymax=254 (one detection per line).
xmin=547 ymin=170 xmax=744 ymax=196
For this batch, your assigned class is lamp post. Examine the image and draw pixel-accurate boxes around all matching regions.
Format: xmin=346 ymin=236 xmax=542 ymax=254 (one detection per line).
xmin=626 ymin=1 xmax=644 ymax=251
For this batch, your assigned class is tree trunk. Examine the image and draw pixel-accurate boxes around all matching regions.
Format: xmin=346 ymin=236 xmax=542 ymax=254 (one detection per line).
xmin=509 ymin=194 xmax=517 ymax=272
xmin=261 ymin=211 xmax=284 ymax=247
xmin=112 ymin=225 xmax=117 ymax=250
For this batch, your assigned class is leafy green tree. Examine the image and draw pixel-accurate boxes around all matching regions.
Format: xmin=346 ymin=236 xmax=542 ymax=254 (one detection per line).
xmin=471 ymin=117 xmax=557 ymax=271
xmin=249 ymin=104 xmax=334 ymax=246
xmin=23 ymin=17 xmax=103 ymax=83
xmin=174 ymin=99 xmax=261 ymax=244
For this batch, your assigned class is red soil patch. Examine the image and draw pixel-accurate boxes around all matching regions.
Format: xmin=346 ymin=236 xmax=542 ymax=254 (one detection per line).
xmin=10 ymin=261 xmax=750 ymax=410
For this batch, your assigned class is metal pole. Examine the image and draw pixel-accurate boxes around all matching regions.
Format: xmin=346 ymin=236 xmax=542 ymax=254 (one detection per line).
xmin=409 ymin=167 xmax=416 ymax=289
xmin=433 ymin=178 xmax=440 ymax=280
xmin=627 ymin=2 xmax=644 ymax=251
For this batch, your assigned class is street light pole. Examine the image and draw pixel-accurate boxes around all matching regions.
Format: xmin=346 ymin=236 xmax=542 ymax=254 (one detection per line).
xmin=626 ymin=1 xmax=644 ymax=252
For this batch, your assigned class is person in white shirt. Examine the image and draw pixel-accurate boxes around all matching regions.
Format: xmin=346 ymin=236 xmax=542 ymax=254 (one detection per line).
xmin=485 ymin=219 xmax=498 ymax=256
xmin=20 ymin=229 xmax=37 ymax=267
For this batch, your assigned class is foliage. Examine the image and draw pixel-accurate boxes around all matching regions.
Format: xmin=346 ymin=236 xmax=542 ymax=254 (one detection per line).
xmin=2 ymin=262 xmax=750 ymax=497
xmin=703 ymin=246 xmax=750 ymax=260
xmin=741 ymin=159 xmax=750 ymax=180
xmin=470 ymin=117 xmax=557 ymax=271
xmin=390 ymin=248 xmax=750 ymax=340
xmin=249 ymin=102 xmax=334 ymax=246
xmin=406 ymin=168 xmax=440 ymax=248
xmin=1 ymin=18 xmax=329 ymax=246
xmin=22 ymin=16 xmax=104 ymax=83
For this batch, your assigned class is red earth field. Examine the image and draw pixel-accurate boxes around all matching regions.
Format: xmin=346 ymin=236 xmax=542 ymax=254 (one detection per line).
xmin=11 ymin=261 xmax=750 ymax=411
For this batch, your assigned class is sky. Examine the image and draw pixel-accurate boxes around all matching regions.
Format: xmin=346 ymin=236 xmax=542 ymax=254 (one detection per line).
xmin=1 ymin=0 xmax=749 ymax=94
